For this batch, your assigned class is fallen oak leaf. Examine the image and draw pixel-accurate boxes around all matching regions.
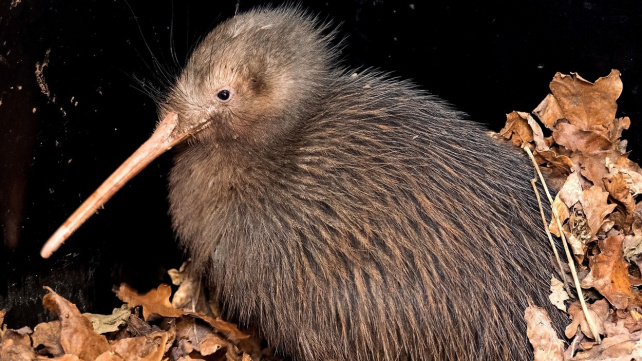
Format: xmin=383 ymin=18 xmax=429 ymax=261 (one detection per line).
xmin=499 ymin=111 xmax=547 ymax=150
xmin=569 ymin=332 xmax=642 ymax=360
xmin=187 ymin=313 xmax=250 ymax=344
xmin=168 ymin=262 xmax=188 ymax=286
xmin=548 ymin=171 xmax=581 ymax=238
xmin=548 ymin=195 xmax=570 ymax=238
xmin=565 ymin=299 xmax=609 ymax=339
xmin=116 ymin=284 xmax=182 ymax=320
xmin=32 ymin=320 xmax=64 ymax=357
xmin=527 ymin=113 xmax=549 ymax=151
xmin=575 ymin=152 xmax=610 ymax=189
xmin=604 ymin=172 xmax=636 ymax=232
xmin=623 ymin=235 xmax=642 ymax=262
xmin=42 ymin=287 xmax=110 ymax=360
xmin=41 ymin=355 xmax=83 ymax=361
xmin=175 ymin=317 xmax=213 ymax=358
xmin=608 ymin=116 xmax=631 ymax=145
xmin=534 ymin=149 xmax=573 ymax=179
xmin=171 ymin=269 xmax=212 ymax=317
xmin=582 ymin=235 xmax=635 ymax=309
xmin=550 ymin=276 xmax=570 ymax=311
xmin=83 ymin=306 xmax=131 ymax=335
xmin=567 ymin=205 xmax=593 ymax=262
xmin=198 ymin=333 xmax=229 ymax=356
xmin=548 ymin=70 xmax=623 ymax=131
xmin=525 ymin=305 xmax=564 ymax=361
xmin=553 ymin=122 xmax=613 ymax=154
xmin=608 ymin=156 xmax=642 ymax=197
xmin=1 ymin=329 xmax=36 ymax=361
xmin=124 ymin=313 xmax=156 ymax=337
xmin=116 ymin=284 xmax=250 ymax=344
xmin=624 ymin=309 xmax=642 ymax=334
xmin=94 ymin=352 xmax=123 ymax=361
xmin=558 ymin=171 xmax=585 ymax=207
xmin=580 ymin=185 xmax=617 ymax=239
xmin=533 ymin=93 xmax=565 ymax=129
xmin=105 ymin=330 xmax=171 ymax=361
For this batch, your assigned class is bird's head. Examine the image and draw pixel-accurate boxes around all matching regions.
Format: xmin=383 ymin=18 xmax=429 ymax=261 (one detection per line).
xmin=164 ymin=8 xmax=338 ymax=149
xmin=40 ymin=8 xmax=340 ymax=257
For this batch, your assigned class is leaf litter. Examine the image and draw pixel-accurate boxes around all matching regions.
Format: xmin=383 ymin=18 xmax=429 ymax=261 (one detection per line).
xmin=0 ymin=265 xmax=275 ymax=361
xmin=0 ymin=69 xmax=640 ymax=360
xmin=503 ymin=69 xmax=642 ymax=360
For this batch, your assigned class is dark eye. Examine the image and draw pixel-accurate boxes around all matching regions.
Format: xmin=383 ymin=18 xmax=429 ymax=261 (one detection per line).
xmin=217 ymin=89 xmax=231 ymax=101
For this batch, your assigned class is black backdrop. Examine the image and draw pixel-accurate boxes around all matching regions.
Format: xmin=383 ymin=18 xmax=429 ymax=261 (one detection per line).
xmin=1 ymin=0 xmax=641 ymax=328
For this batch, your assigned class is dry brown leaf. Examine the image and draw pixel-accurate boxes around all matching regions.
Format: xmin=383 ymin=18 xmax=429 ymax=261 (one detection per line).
xmin=1 ymin=329 xmax=36 ymax=361
xmin=83 ymin=306 xmax=131 ymax=335
xmin=604 ymin=172 xmax=636 ymax=232
xmin=570 ymin=332 xmax=642 ymax=360
xmin=624 ymin=310 xmax=642 ymax=334
xmin=124 ymin=313 xmax=156 ymax=337
xmin=567 ymin=205 xmax=593 ymax=261
xmin=582 ymin=235 xmax=635 ymax=309
xmin=565 ymin=299 xmax=609 ymax=339
xmin=175 ymin=317 xmax=213 ymax=355
xmin=168 ymin=263 xmax=188 ymax=286
xmin=559 ymin=171 xmax=585 ymax=207
xmin=634 ymin=203 xmax=642 ymax=237
xmin=117 ymin=283 xmax=249 ymax=344
xmin=171 ymin=269 xmax=213 ymax=317
xmin=553 ymin=122 xmax=613 ymax=154
xmin=106 ymin=330 xmax=170 ymax=361
xmin=0 ymin=309 xmax=5 ymax=326
xmin=624 ymin=235 xmax=642 ymax=262
xmin=608 ymin=117 xmax=631 ymax=144
xmin=527 ymin=114 xmax=549 ymax=151
xmin=175 ymin=356 xmax=199 ymax=361
xmin=499 ymin=111 xmax=535 ymax=147
xmin=580 ymin=186 xmax=618 ymax=239
xmin=32 ymin=320 xmax=64 ymax=357
xmin=42 ymin=287 xmax=110 ymax=360
xmin=198 ymin=333 xmax=229 ymax=356
xmin=41 ymin=355 xmax=83 ymax=361
xmin=548 ymin=70 xmax=623 ymax=131
xmin=608 ymin=156 xmax=642 ymax=197
xmin=534 ymin=149 xmax=573 ymax=178
xmin=94 ymin=351 xmax=124 ymax=361
xmin=550 ymin=277 xmax=570 ymax=311
xmin=116 ymin=284 xmax=183 ymax=320
xmin=603 ymin=313 xmax=634 ymax=339
xmin=533 ymin=93 xmax=565 ymax=129
xmin=576 ymin=152 xmax=609 ymax=188
xmin=504 ymin=69 xmax=642 ymax=361
xmin=525 ymin=305 xmax=564 ymax=361
xmin=191 ymin=313 xmax=250 ymax=344
xmin=548 ymin=172 xmax=582 ymax=237
xmin=549 ymin=195 xmax=570 ymax=238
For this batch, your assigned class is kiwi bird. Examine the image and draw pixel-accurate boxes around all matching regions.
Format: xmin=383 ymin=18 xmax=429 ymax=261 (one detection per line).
xmin=42 ymin=7 xmax=565 ymax=361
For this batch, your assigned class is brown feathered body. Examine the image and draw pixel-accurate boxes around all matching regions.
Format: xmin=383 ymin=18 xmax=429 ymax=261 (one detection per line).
xmin=165 ymin=8 xmax=564 ymax=361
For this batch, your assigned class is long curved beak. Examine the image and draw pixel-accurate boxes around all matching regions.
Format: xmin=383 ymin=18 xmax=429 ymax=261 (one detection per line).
xmin=40 ymin=112 xmax=186 ymax=258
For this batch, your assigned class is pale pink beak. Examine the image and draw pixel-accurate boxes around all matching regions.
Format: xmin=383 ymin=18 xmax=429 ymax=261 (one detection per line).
xmin=41 ymin=112 xmax=187 ymax=258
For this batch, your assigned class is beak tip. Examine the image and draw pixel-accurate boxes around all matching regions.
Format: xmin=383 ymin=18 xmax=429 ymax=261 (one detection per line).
xmin=40 ymin=235 xmax=60 ymax=259
xmin=40 ymin=248 xmax=52 ymax=259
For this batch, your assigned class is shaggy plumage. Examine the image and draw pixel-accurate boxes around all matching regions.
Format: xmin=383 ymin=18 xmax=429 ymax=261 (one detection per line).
xmin=165 ymin=7 xmax=564 ymax=361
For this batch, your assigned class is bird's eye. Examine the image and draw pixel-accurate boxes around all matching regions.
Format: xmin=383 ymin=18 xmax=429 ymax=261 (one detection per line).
xmin=217 ymin=89 xmax=231 ymax=101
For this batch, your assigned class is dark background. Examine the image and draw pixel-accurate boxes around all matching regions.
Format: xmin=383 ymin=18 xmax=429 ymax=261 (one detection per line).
xmin=1 ymin=0 xmax=641 ymax=328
